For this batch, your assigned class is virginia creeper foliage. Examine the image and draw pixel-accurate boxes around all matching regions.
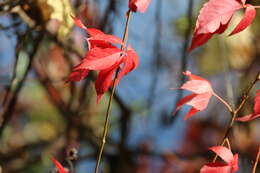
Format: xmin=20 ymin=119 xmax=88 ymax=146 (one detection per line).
xmin=67 ymin=17 xmax=139 ymax=102
xmin=200 ymin=146 xmax=239 ymax=173
xmin=174 ymin=71 xmax=214 ymax=120
xmin=189 ymin=0 xmax=256 ymax=51
xmin=236 ymin=89 xmax=260 ymax=122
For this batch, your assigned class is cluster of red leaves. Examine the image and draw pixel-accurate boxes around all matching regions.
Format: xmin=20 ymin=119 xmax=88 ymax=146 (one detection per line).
xmin=200 ymin=146 xmax=239 ymax=173
xmin=236 ymin=89 xmax=260 ymax=122
xmin=67 ymin=17 xmax=138 ymax=102
xmin=129 ymin=0 xmax=152 ymax=13
xmin=189 ymin=0 xmax=256 ymax=51
xmin=51 ymin=157 xmax=68 ymax=173
xmin=174 ymin=71 xmax=214 ymax=120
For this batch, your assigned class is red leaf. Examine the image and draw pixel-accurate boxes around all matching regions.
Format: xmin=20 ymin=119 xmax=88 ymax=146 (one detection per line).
xmin=74 ymin=47 xmax=123 ymax=71
xmin=232 ymin=154 xmax=239 ymax=172
xmin=200 ymin=146 xmax=239 ymax=173
xmin=186 ymin=92 xmax=213 ymax=110
xmin=95 ymin=67 xmax=118 ymax=103
xmin=66 ymin=70 xmax=89 ymax=82
xmin=51 ymin=157 xmax=68 ymax=173
xmin=184 ymin=107 xmax=199 ymax=120
xmin=174 ymin=71 xmax=214 ymax=120
xmin=229 ymin=4 xmax=256 ymax=36
xmin=87 ymin=32 xmax=124 ymax=49
xmin=94 ymin=46 xmax=139 ymax=102
xmin=117 ymin=45 xmax=139 ymax=81
xmin=175 ymin=94 xmax=197 ymax=112
xmin=235 ymin=113 xmax=260 ymax=122
xmin=236 ymin=89 xmax=260 ymax=122
xmin=189 ymin=0 xmax=244 ymax=51
xmin=68 ymin=18 xmax=139 ymax=102
xmin=253 ymin=89 xmax=260 ymax=113
xmin=181 ymin=80 xmax=213 ymax=94
xmin=209 ymin=146 xmax=234 ymax=163
xmin=200 ymin=163 xmax=231 ymax=173
xmin=71 ymin=16 xmax=123 ymax=47
xmin=86 ymin=28 xmax=104 ymax=37
xmin=183 ymin=70 xmax=209 ymax=81
xmin=129 ymin=0 xmax=152 ymax=13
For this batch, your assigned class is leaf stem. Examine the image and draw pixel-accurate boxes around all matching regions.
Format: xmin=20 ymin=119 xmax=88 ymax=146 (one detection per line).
xmin=212 ymin=72 xmax=259 ymax=162
xmin=224 ymin=138 xmax=231 ymax=150
xmin=213 ymin=92 xmax=233 ymax=113
xmin=252 ymin=146 xmax=260 ymax=173
xmin=93 ymin=10 xmax=132 ymax=173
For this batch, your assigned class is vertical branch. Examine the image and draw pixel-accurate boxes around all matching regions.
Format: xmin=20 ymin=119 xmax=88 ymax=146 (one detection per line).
xmin=94 ymin=10 xmax=132 ymax=173
xmin=0 ymin=32 xmax=43 ymax=136
xmin=99 ymin=0 xmax=117 ymax=31
xmin=2 ymin=34 xmax=22 ymax=106
xmin=147 ymin=0 xmax=162 ymax=110
xmin=171 ymin=0 xmax=193 ymax=123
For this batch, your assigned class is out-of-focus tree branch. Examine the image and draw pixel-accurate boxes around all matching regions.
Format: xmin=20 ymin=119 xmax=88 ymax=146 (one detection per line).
xmin=0 ymin=31 xmax=44 ymax=136
xmin=171 ymin=0 xmax=193 ymax=124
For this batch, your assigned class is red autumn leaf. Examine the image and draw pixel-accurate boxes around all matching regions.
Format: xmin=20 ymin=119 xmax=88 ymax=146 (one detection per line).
xmin=68 ymin=17 xmax=139 ymax=102
xmin=200 ymin=163 xmax=233 ymax=173
xmin=129 ymin=0 xmax=152 ymax=13
xmin=117 ymin=45 xmax=139 ymax=81
xmin=71 ymin=16 xmax=124 ymax=48
xmin=229 ymin=4 xmax=256 ymax=36
xmin=74 ymin=47 xmax=123 ymax=71
xmin=209 ymin=146 xmax=234 ymax=163
xmin=95 ymin=46 xmax=139 ymax=102
xmin=189 ymin=0 xmax=256 ymax=51
xmin=66 ymin=47 xmax=123 ymax=83
xmin=95 ymin=66 xmax=118 ymax=102
xmin=236 ymin=89 xmax=260 ymax=122
xmin=174 ymin=71 xmax=214 ymax=120
xmin=200 ymin=146 xmax=239 ymax=173
xmin=51 ymin=157 xmax=68 ymax=173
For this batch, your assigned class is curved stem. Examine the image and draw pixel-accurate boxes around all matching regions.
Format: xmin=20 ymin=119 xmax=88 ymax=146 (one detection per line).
xmin=94 ymin=10 xmax=132 ymax=173
xmin=213 ymin=92 xmax=233 ymax=113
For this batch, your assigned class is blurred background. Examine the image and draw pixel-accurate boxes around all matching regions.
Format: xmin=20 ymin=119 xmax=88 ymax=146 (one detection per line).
xmin=0 ymin=0 xmax=259 ymax=172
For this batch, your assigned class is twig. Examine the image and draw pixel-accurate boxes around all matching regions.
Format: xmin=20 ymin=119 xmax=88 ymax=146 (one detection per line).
xmin=2 ymin=33 xmax=23 ymax=107
xmin=147 ymin=0 xmax=162 ymax=111
xmin=224 ymin=138 xmax=231 ymax=150
xmin=171 ymin=0 xmax=193 ymax=124
xmin=212 ymin=92 xmax=233 ymax=113
xmin=0 ymin=32 xmax=43 ymax=136
xmin=252 ymin=146 xmax=260 ymax=173
xmin=94 ymin=9 xmax=132 ymax=173
xmin=213 ymin=71 xmax=259 ymax=162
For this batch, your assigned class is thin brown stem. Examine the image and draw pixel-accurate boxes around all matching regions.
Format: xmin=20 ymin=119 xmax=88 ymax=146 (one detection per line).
xmin=234 ymin=72 xmax=259 ymax=114
xmin=94 ymin=10 xmax=132 ymax=173
xmin=213 ymin=92 xmax=233 ymax=113
xmin=252 ymin=146 xmax=260 ymax=173
xmin=213 ymin=71 xmax=259 ymax=162
xmin=224 ymin=138 xmax=231 ymax=150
